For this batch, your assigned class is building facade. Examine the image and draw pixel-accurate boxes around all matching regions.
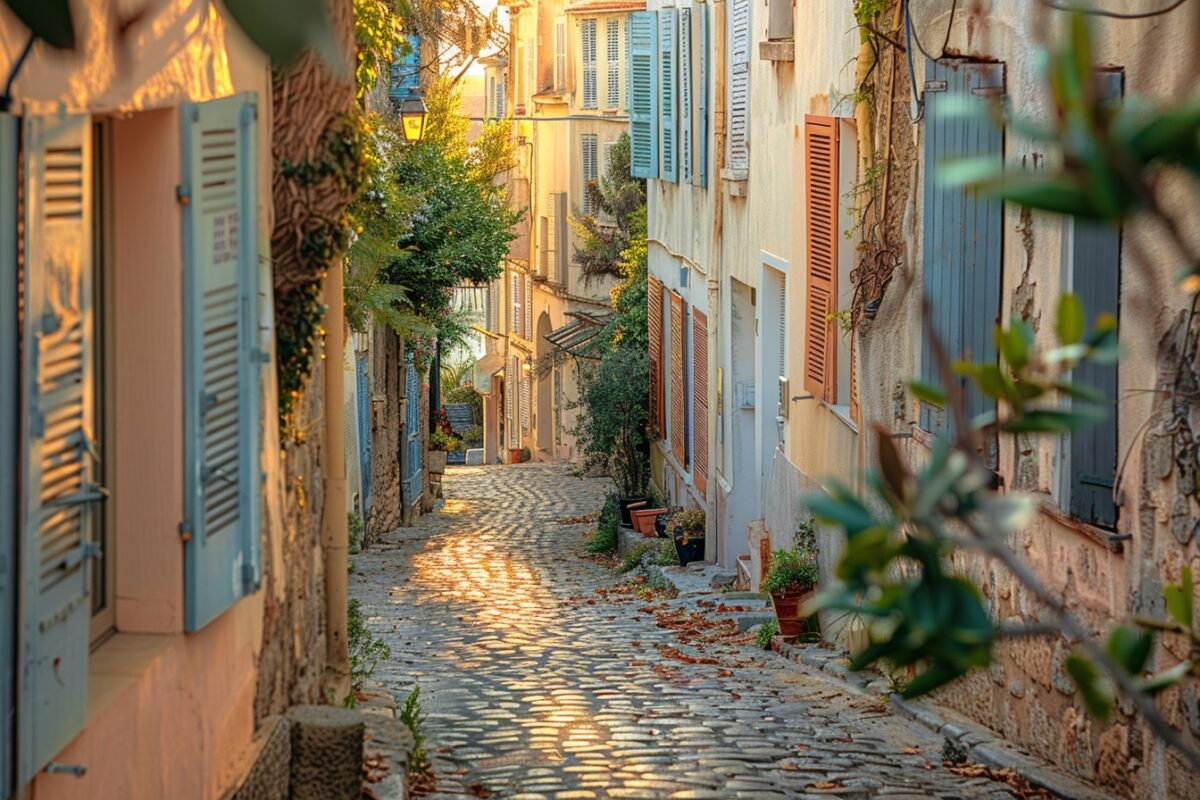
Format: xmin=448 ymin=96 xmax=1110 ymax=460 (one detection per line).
xmin=638 ymin=0 xmax=1200 ymax=796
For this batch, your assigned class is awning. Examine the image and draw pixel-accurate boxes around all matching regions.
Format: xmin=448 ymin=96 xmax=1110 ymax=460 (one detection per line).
xmin=543 ymin=312 xmax=612 ymax=360
xmin=473 ymin=352 xmax=506 ymax=394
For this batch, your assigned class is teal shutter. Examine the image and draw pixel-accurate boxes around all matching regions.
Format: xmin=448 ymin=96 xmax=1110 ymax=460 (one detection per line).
xmin=182 ymin=94 xmax=262 ymax=632
xmin=1069 ymin=70 xmax=1123 ymax=530
xmin=18 ymin=111 xmax=96 ymax=785
xmin=659 ymin=8 xmax=678 ymax=183
xmin=628 ymin=12 xmax=658 ymax=179
xmin=696 ymin=4 xmax=709 ymax=188
xmin=0 ymin=113 xmax=18 ymax=797
xmin=678 ymin=8 xmax=692 ymax=184
xmin=919 ymin=60 xmax=1005 ymax=452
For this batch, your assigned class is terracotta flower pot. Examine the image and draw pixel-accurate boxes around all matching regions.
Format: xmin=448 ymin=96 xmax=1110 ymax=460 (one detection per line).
xmin=770 ymin=588 xmax=815 ymax=637
xmin=618 ymin=496 xmax=652 ymax=526
xmin=631 ymin=507 xmax=667 ymax=536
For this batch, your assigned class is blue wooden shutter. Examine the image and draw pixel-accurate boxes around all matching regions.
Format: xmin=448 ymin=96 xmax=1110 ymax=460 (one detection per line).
xmin=1069 ymin=70 xmax=1123 ymax=529
xmin=582 ymin=19 xmax=597 ymax=109
xmin=181 ymin=94 xmax=262 ymax=632
xmin=919 ymin=60 xmax=1005 ymax=447
xmin=356 ymin=353 xmax=372 ymax=518
xmin=404 ymin=356 xmax=421 ymax=503
xmin=678 ymin=8 xmax=693 ymax=185
xmin=659 ymin=8 xmax=678 ymax=183
xmin=0 ymin=113 xmax=19 ymax=797
xmin=390 ymin=34 xmax=422 ymax=105
xmin=628 ymin=12 xmax=659 ymax=179
xmin=695 ymin=4 xmax=709 ymax=188
xmin=18 ymin=111 xmax=95 ymax=784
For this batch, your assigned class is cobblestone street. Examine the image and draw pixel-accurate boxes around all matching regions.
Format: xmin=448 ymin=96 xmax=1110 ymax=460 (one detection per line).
xmin=350 ymin=465 xmax=1025 ymax=799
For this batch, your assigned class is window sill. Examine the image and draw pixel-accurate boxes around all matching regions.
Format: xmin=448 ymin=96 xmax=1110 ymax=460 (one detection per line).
xmin=822 ymin=402 xmax=858 ymax=434
xmin=1038 ymin=498 xmax=1130 ymax=554
xmin=759 ymin=41 xmax=795 ymax=62
xmin=87 ymin=632 xmax=177 ymax=727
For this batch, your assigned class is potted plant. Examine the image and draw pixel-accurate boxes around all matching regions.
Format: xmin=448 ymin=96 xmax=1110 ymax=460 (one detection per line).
xmin=630 ymin=505 xmax=667 ymax=537
xmin=428 ymin=430 xmax=457 ymax=474
xmin=654 ymin=509 xmax=674 ymax=538
xmin=669 ymin=507 xmax=706 ymax=566
xmin=763 ymin=549 xmax=820 ymax=637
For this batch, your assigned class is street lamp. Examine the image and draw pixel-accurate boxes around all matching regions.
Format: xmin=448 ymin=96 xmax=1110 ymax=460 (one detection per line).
xmin=399 ymin=95 xmax=428 ymax=144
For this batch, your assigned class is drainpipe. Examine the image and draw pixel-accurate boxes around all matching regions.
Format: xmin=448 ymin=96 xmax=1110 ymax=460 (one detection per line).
xmin=323 ymin=264 xmax=350 ymax=693
xmin=705 ymin=0 xmax=728 ymax=564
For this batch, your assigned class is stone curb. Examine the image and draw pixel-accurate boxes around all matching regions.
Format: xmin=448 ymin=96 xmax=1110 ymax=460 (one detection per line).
xmin=653 ymin=568 xmax=1115 ymax=800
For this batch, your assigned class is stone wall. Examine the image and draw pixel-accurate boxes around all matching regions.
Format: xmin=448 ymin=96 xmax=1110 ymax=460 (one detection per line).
xmin=366 ymin=327 xmax=405 ymax=541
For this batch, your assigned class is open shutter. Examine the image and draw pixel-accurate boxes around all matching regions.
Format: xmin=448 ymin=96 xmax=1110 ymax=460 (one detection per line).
xmin=849 ymin=336 xmax=860 ymax=424
xmin=506 ymin=362 xmax=517 ymax=449
xmin=648 ymin=275 xmax=664 ymax=439
xmin=18 ymin=111 xmax=94 ymax=783
xmin=658 ymin=8 xmax=678 ymax=183
xmin=555 ymin=18 xmax=567 ymax=90
xmin=0 ymin=114 xmax=15 ymax=797
xmin=692 ymin=309 xmax=708 ymax=497
xmin=804 ymin=116 xmax=838 ymax=402
xmin=181 ymin=93 xmax=262 ymax=632
xmin=728 ymin=0 xmax=751 ymax=171
xmin=511 ymin=273 xmax=521 ymax=333
xmin=670 ymin=292 xmax=685 ymax=457
xmin=606 ymin=19 xmax=620 ymax=108
xmin=919 ymin=60 xmax=1005 ymax=444
xmin=695 ymin=4 xmax=709 ymax=188
xmin=628 ymin=12 xmax=659 ymax=179
xmin=581 ymin=135 xmax=598 ymax=215
xmin=521 ymin=364 xmax=532 ymax=435
xmin=678 ymin=8 xmax=693 ymax=185
xmin=582 ymin=19 xmax=597 ymax=109
xmin=525 ymin=274 xmax=533 ymax=340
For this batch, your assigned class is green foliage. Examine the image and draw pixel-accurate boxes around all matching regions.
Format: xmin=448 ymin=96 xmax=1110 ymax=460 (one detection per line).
xmin=668 ymin=507 xmax=705 ymax=535
xmin=571 ymin=134 xmax=648 ymax=283
xmin=354 ymin=0 xmax=406 ymax=101
xmin=619 ymin=540 xmax=675 ymax=573
xmin=347 ymin=599 xmax=391 ymax=694
xmin=459 ymin=425 xmax=484 ymax=447
xmin=757 ymin=619 xmax=780 ymax=649
xmin=574 ymin=346 xmax=651 ymax=498
xmin=762 ymin=550 xmax=819 ymax=595
xmin=588 ymin=495 xmax=621 ymax=554
xmin=429 ymin=430 xmax=459 ymax=452
xmin=398 ymin=686 xmax=429 ymax=774
xmin=348 ymin=511 xmax=366 ymax=555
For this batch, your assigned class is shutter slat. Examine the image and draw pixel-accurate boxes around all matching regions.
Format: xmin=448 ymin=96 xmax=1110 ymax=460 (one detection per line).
xmin=693 ymin=309 xmax=708 ymax=497
xmin=629 ymin=12 xmax=659 ymax=179
xmin=804 ymin=116 xmax=839 ymax=403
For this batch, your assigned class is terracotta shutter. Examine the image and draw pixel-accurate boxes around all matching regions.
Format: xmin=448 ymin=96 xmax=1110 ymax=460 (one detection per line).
xmin=669 ymin=291 xmax=685 ymax=457
xmin=804 ymin=116 xmax=838 ymax=403
xmin=849 ymin=335 xmax=860 ymax=424
xmin=692 ymin=309 xmax=708 ymax=497
xmin=647 ymin=274 xmax=664 ymax=439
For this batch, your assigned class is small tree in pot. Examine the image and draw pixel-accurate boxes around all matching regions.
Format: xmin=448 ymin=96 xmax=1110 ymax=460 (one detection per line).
xmin=763 ymin=549 xmax=820 ymax=637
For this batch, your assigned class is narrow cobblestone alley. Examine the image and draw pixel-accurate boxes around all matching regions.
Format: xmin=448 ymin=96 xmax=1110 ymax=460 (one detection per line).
xmin=350 ymin=466 xmax=1025 ymax=800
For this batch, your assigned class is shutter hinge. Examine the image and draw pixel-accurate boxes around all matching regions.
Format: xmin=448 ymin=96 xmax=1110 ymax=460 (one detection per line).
xmin=178 ymin=520 xmax=193 ymax=542
xmin=924 ymin=79 xmax=947 ymax=93
xmin=242 ymin=562 xmax=258 ymax=591
xmin=176 ymin=184 xmax=191 ymax=206
xmin=45 ymin=763 xmax=87 ymax=777
xmin=253 ymin=347 xmax=271 ymax=364
xmin=82 ymin=542 xmax=102 ymax=560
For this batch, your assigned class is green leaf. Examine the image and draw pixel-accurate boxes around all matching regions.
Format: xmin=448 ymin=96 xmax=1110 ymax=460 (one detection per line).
xmin=222 ymin=0 xmax=342 ymax=67
xmin=998 ymin=318 xmax=1034 ymax=370
xmin=900 ymin=664 xmax=962 ymax=698
xmin=1056 ymin=293 xmax=1085 ymax=345
xmin=1003 ymin=406 xmax=1106 ymax=434
xmin=1137 ymin=661 xmax=1194 ymax=695
xmin=807 ymin=487 xmax=876 ymax=537
xmin=1125 ymin=100 xmax=1200 ymax=163
xmin=1105 ymin=625 xmax=1153 ymax=675
xmin=994 ymin=177 xmax=1105 ymax=218
xmin=4 ymin=0 xmax=75 ymax=48
xmin=1164 ymin=565 xmax=1194 ymax=632
xmin=1055 ymin=382 xmax=1107 ymax=404
xmin=1065 ymin=653 xmax=1114 ymax=721
xmin=908 ymin=379 xmax=947 ymax=408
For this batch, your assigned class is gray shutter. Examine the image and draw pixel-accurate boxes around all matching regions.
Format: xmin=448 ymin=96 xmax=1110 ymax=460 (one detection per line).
xmin=582 ymin=19 xmax=597 ymax=109
xmin=181 ymin=93 xmax=262 ymax=632
xmin=1069 ymin=70 xmax=1123 ymax=529
xmin=919 ymin=60 xmax=1005 ymax=451
xmin=0 ymin=114 xmax=18 ymax=797
xmin=19 ymin=111 xmax=95 ymax=784
xmin=728 ymin=0 xmax=751 ymax=171
xmin=628 ymin=12 xmax=659 ymax=178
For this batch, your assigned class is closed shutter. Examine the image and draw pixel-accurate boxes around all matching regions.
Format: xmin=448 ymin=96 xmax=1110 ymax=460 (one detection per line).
xmin=0 ymin=114 xmax=16 ymax=797
xmin=581 ymin=134 xmax=598 ymax=215
xmin=693 ymin=309 xmax=708 ymax=497
xmin=648 ymin=274 xmax=664 ymax=439
xmin=659 ymin=8 xmax=678 ymax=183
xmin=606 ymin=19 xmax=621 ymax=108
xmin=496 ymin=73 xmax=506 ymax=117
xmin=506 ymin=364 xmax=518 ymax=448
xmin=555 ymin=18 xmax=567 ymax=90
xmin=511 ymin=272 xmax=521 ymax=334
xmin=678 ymin=8 xmax=693 ymax=185
xmin=355 ymin=354 xmax=372 ymax=516
xmin=1069 ymin=70 xmax=1123 ymax=529
xmin=405 ymin=357 xmax=422 ymax=492
xmin=18 ymin=112 xmax=94 ymax=783
xmin=582 ymin=19 xmax=598 ymax=109
xmin=804 ymin=116 xmax=838 ymax=403
xmin=670 ymin=292 xmax=685 ymax=457
xmin=696 ymin=4 xmax=709 ymax=188
xmin=545 ymin=212 xmax=556 ymax=281
xmin=728 ymin=0 xmax=751 ymax=171
xmin=554 ymin=192 xmax=569 ymax=287
xmin=181 ymin=94 xmax=263 ymax=632
xmin=524 ymin=274 xmax=533 ymax=341
xmin=628 ymin=12 xmax=659 ymax=179
xmin=487 ymin=279 xmax=499 ymax=332
xmin=919 ymin=60 xmax=1005 ymax=445
xmin=521 ymin=366 xmax=532 ymax=435
xmin=849 ymin=336 xmax=860 ymax=424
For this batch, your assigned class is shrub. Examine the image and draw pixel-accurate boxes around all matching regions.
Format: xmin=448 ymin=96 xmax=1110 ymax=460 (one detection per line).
xmin=429 ymin=430 xmax=459 ymax=452
xmin=668 ymin=506 xmax=705 ymax=535
xmin=348 ymin=511 xmax=366 ymax=555
xmin=763 ymin=549 xmax=819 ymax=595
xmin=757 ymin=619 xmax=780 ymax=649
xmin=620 ymin=539 xmax=675 ymax=573
xmin=399 ymin=686 xmax=429 ymax=773
xmin=588 ymin=494 xmax=621 ymax=553
xmin=347 ymin=599 xmax=390 ymax=696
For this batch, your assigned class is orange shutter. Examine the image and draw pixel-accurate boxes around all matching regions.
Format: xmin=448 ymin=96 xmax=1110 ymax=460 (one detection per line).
xmin=692 ymin=309 xmax=708 ymax=497
xmin=648 ymin=274 xmax=664 ymax=439
xmin=804 ymin=115 xmax=838 ymax=404
xmin=670 ymin=291 xmax=685 ymax=458
xmin=849 ymin=334 xmax=860 ymax=424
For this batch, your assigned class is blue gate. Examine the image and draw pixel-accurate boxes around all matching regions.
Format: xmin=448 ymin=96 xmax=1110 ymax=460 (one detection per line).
xmin=402 ymin=356 xmax=423 ymax=510
xmin=356 ymin=352 xmax=372 ymax=518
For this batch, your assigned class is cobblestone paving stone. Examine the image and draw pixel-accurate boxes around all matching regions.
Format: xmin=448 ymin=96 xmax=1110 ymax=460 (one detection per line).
xmin=350 ymin=465 xmax=1021 ymax=800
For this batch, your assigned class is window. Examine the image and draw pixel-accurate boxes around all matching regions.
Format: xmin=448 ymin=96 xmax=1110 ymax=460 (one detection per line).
xmin=767 ymin=0 xmax=793 ymax=41
xmin=555 ymin=17 xmax=567 ymax=90
xmin=692 ymin=309 xmax=709 ymax=495
xmin=606 ymin=19 xmax=621 ymax=108
xmin=678 ymin=8 xmax=692 ymax=184
xmin=918 ymin=60 xmax=1005 ymax=458
xmin=658 ymin=8 xmax=678 ymax=182
xmin=648 ymin=275 xmax=665 ymax=440
xmin=581 ymin=134 xmax=599 ymax=215
xmin=628 ymin=12 xmax=659 ymax=179
xmin=581 ymin=19 xmax=597 ymax=109
xmin=728 ymin=0 xmax=751 ymax=171
xmin=1065 ymin=70 xmax=1123 ymax=530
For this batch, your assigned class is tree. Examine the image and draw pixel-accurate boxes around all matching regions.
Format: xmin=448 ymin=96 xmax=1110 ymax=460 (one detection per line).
xmin=571 ymin=134 xmax=648 ymax=283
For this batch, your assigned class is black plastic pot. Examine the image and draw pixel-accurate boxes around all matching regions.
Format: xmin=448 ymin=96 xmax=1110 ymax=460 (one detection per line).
xmin=618 ymin=496 xmax=652 ymax=526
xmin=673 ymin=533 xmax=705 ymax=566
xmin=654 ymin=513 xmax=670 ymax=538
